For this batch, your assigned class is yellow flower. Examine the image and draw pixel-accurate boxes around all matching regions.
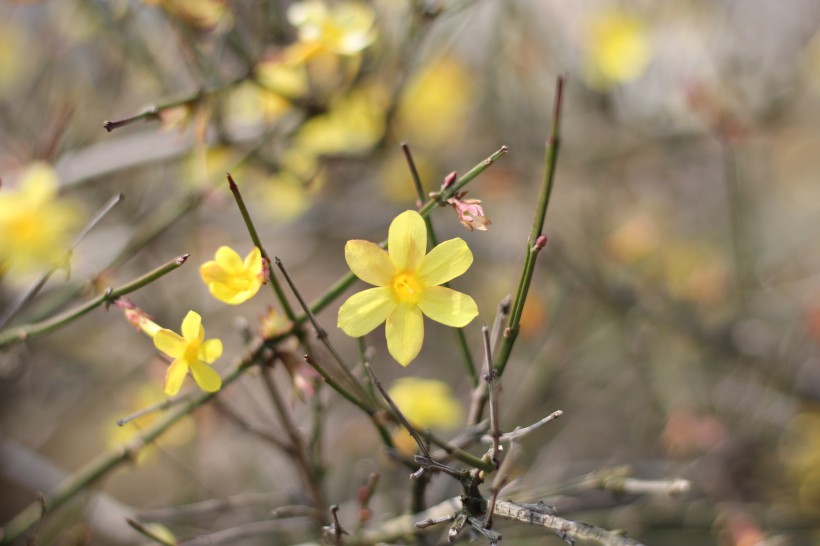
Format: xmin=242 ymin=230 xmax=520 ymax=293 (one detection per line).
xmin=154 ymin=311 xmax=223 ymax=396
xmin=295 ymin=85 xmax=387 ymax=155
xmin=583 ymin=9 xmax=650 ymax=89
xmin=287 ymin=0 xmax=376 ymax=57
xmin=0 ymin=162 xmax=80 ymax=274
xmin=200 ymin=246 xmax=266 ymax=305
xmin=338 ymin=210 xmax=478 ymax=366
xmin=143 ymin=0 xmax=231 ymax=30
xmin=388 ymin=377 xmax=463 ymax=429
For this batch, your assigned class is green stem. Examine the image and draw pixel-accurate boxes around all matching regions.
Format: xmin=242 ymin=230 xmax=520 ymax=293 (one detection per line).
xmin=401 ymin=143 xmax=478 ymax=386
xmin=0 ymin=147 xmax=510 ymax=542
xmin=494 ymin=77 xmax=564 ymax=377
xmin=0 ymin=255 xmax=190 ymax=348
xmin=228 ymin=174 xmax=297 ymax=322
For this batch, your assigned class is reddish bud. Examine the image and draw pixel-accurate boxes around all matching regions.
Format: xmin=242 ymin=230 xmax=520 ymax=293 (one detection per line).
xmin=442 ymin=171 xmax=458 ymax=189
xmin=534 ymin=234 xmax=548 ymax=251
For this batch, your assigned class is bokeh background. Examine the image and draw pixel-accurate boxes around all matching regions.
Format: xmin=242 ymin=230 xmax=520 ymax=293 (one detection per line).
xmin=2 ymin=0 xmax=820 ymax=544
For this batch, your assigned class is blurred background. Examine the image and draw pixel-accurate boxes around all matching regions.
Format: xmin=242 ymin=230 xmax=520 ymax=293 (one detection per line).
xmin=2 ymin=0 xmax=820 ymax=544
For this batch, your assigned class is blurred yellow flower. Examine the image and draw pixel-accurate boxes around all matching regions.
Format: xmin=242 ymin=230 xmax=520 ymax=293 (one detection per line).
xmin=256 ymin=56 xmax=310 ymax=99
xmin=583 ymin=9 xmax=650 ymax=89
xmin=338 ymin=210 xmax=478 ymax=366
xmin=0 ymin=162 xmax=80 ymax=274
xmin=154 ymin=311 xmax=223 ymax=395
xmin=287 ymin=0 xmax=376 ymax=57
xmin=395 ymin=56 xmax=472 ymax=147
xmin=143 ymin=0 xmax=231 ymax=30
xmin=388 ymin=377 xmax=463 ymax=429
xmin=226 ymin=81 xmax=294 ymax=127
xmin=296 ymin=85 xmax=387 ymax=155
xmin=200 ymin=246 xmax=266 ymax=304
xmin=107 ymin=384 xmax=196 ymax=463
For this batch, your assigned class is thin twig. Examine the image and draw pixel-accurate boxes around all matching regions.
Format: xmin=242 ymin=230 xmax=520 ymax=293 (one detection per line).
xmin=0 ymin=254 xmax=189 ymax=348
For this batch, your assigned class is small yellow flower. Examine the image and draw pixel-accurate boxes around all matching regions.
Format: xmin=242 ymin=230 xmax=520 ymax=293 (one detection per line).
xmin=154 ymin=311 xmax=223 ymax=396
xmin=388 ymin=377 xmax=463 ymax=455
xmin=338 ymin=210 xmax=478 ymax=366
xmin=0 ymin=162 xmax=80 ymax=274
xmin=583 ymin=9 xmax=650 ymax=89
xmin=388 ymin=377 xmax=463 ymax=429
xmin=200 ymin=246 xmax=266 ymax=304
xmin=287 ymin=0 xmax=376 ymax=57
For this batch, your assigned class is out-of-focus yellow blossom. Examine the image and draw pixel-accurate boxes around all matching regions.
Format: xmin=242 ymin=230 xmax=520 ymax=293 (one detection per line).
xmin=252 ymin=147 xmax=323 ymax=223
xmin=0 ymin=162 xmax=80 ymax=274
xmin=142 ymin=0 xmax=231 ymax=30
xmin=154 ymin=311 xmax=223 ymax=395
xmin=107 ymin=384 xmax=196 ymax=463
xmin=287 ymin=0 xmax=376 ymax=57
xmin=338 ymin=210 xmax=478 ymax=366
xmin=582 ymin=9 xmax=650 ymax=89
xmin=388 ymin=377 xmax=462 ymax=455
xmin=604 ymin=212 xmax=660 ymax=264
xmin=256 ymin=56 xmax=310 ymax=99
xmin=296 ymin=85 xmax=387 ymax=155
xmin=395 ymin=56 xmax=472 ymax=147
xmin=260 ymin=306 xmax=293 ymax=338
xmin=657 ymin=241 xmax=727 ymax=304
xmin=226 ymin=81 xmax=294 ymax=128
xmin=200 ymin=246 xmax=266 ymax=304
xmin=780 ymin=411 xmax=820 ymax=514
xmin=388 ymin=377 xmax=463 ymax=428
xmin=184 ymin=146 xmax=243 ymax=189
xmin=0 ymin=22 xmax=31 ymax=92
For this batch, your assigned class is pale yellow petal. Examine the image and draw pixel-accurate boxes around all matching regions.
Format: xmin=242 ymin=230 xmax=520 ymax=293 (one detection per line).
xmin=200 ymin=338 xmax=223 ymax=363
xmin=417 ymin=286 xmax=478 ymax=327
xmin=208 ymin=283 xmax=248 ymax=305
xmin=181 ymin=311 xmax=204 ymax=342
xmin=214 ymin=246 xmax=244 ymax=275
xmin=345 ymin=240 xmax=394 ymax=286
xmin=388 ymin=210 xmax=426 ymax=272
xmin=385 ymin=304 xmax=424 ymax=366
xmin=200 ymin=261 xmax=230 ymax=285
xmin=154 ymin=329 xmax=186 ymax=358
xmin=417 ymin=238 xmax=473 ymax=286
xmin=189 ymin=361 xmax=222 ymax=392
xmin=337 ymin=287 xmax=396 ymax=337
xmin=244 ymin=247 xmax=264 ymax=275
xmin=164 ymin=359 xmax=189 ymax=396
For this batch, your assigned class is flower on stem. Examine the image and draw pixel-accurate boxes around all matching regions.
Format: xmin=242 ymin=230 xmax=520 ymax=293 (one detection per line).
xmin=116 ymin=298 xmax=162 ymax=338
xmin=287 ymin=0 xmax=376 ymax=57
xmin=154 ymin=311 xmax=223 ymax=396
xmin=0 ymin=162 xmax=80 ymax=274
xmin=200 ymin=246 xmax=266 ymax=304
xmin=447 ymin=191 xmax=491 ymax=232
xmin=338 ymin=210 xmax=478 ymax=366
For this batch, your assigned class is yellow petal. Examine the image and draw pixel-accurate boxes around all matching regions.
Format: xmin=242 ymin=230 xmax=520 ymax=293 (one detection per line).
xmin=181 ymin=311 xmax=204 ymax=342
xmin=189 ymin=361 xmax=222 ymax=392
xmin=338 ymin=287 xmax=396 ymax=337
xmin=385 ymin=304 xmax=424 ymax=366
xmin=215 ymin=246 xmax=245 ymax=274
xmin=345 ymin=240 xmax=394 ymax=286
xmin=200 ymin=338 xmax=223 ymax=363
xmin=154 ymin=329 xmax=186 ymax=358
xmin=388 ymin=210 xmax=426 ymax=272
xmin=418 ymin=286 xmax=478 ymax=328
xmin=417 ymin=238 xmax=473 ymax=286
xmin=164 ymin=359 xmax=189 ymax=396
xmin=208 ymin=282 xmax=249 ymax=305
xmin=200 ymin=260 xmax=229 ymax=284
xmin=244 ymin=247 xmax=263 ymax=274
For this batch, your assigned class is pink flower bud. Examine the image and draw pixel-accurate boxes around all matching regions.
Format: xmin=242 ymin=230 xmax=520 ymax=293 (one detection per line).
xmin=534 ymin=234 xmax=548 ymax=250
xmin=442 ymin=171 xmax=458 ymax=189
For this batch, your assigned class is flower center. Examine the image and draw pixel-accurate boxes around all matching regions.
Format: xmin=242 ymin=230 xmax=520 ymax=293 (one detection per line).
xmin=184 ymin=340 xmax=201 ymax=363
xmin=392 ymin=272 xmax=423 ymax=304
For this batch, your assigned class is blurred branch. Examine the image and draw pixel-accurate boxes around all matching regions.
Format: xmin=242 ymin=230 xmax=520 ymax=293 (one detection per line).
xmin=0 ymin=254 xmax=189 ymax=348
